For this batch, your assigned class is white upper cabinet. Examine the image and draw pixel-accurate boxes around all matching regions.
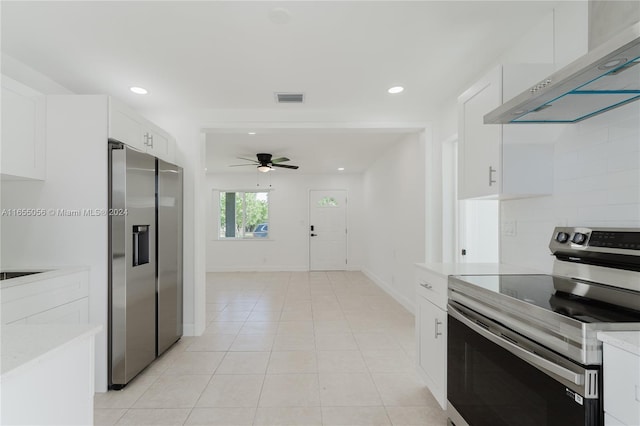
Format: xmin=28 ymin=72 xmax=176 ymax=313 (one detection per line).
xmin=458 ymin=64 xmax=563 ymax=200
xmin=145 ymin=129 xmax=171 ymax=160
xmin=108 ymin=99 xmax=175 ymax=163
xmin=1 ymin=76 xmax=46 ymax=180
xmin=109 ymin=104 xmax=144 ymax=151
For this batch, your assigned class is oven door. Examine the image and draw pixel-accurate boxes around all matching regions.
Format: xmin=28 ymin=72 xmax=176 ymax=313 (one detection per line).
xmin=447 ymin=302 xmax=602 ymax=426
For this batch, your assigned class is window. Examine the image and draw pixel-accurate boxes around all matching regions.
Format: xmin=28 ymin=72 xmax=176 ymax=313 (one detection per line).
xmin=317 ymin=196 xmax=339 ymax=207
xmin=219 ymin=191 xmax=269 ymax=239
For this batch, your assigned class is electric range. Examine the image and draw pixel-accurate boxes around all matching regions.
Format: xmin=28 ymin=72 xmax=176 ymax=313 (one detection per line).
xmin=446 ymin=227 xmax=640 ymax=426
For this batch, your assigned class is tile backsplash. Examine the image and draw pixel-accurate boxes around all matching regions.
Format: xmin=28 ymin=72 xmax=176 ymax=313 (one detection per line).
xmin=501 ymin=101 xmax=640 ymax=272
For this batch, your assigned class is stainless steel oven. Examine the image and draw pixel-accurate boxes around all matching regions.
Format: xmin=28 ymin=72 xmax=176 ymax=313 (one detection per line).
xmin=446 ymin=227 xmax=640 ymax=426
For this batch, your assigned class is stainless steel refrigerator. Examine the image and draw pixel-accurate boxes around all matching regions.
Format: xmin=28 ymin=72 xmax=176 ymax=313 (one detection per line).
xmin=108 ymin=142 xmax=183 ymax=389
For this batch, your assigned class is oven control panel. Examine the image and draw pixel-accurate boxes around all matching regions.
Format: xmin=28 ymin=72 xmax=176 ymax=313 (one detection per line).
xmin=550 ymin=227 xmax=640 ymax=253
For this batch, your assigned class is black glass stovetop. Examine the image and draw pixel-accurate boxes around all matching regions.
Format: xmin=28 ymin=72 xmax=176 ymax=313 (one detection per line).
xmin=453 ymin=274 xmax=640 ymax=324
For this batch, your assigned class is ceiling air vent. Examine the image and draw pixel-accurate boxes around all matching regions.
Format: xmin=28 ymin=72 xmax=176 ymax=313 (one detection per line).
xmin=275 ymin=92 xmax=305 ymax=104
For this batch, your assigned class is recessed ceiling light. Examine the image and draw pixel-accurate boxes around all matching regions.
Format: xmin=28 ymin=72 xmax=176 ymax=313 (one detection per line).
xmin=130 ymin=86 xmax=148 ymax=95
xmin=248 ymin=132 xmax=256 ymax=135
xmin=388 ymin=86 xmax=404 ymax=94
xmin=338 ymin=167 xmax=345 ymax=171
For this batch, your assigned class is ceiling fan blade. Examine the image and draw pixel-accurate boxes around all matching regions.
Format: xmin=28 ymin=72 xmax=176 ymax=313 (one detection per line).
xmin=270 ymin=157 xmax=290 ymax=163
xmin=237 ymin=157 xmax=259 ymax=163
xmin=228 ymin=164 xmax=255 ymax=167
xmin=272 ymin=163 xmax=299 ymax=170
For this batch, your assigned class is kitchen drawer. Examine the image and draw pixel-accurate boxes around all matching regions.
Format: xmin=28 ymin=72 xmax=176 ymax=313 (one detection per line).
xmin=603 ymin=343 xmax=640 ymax=426
xmin=415 ymin=266 xmax=447 ymax=309
xmin=25 ymin=298 xmax=89 ymax=325
xmin=1 ymin=270 xmax=89 ymax=324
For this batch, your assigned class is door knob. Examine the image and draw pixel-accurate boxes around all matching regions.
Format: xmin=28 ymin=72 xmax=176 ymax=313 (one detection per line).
xmin=310 ymin=233 xmax=317 ymax=237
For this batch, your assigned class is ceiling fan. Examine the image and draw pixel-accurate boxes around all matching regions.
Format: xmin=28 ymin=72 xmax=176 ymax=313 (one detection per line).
xmin=229 ymin=153 xmax=299 ymax=173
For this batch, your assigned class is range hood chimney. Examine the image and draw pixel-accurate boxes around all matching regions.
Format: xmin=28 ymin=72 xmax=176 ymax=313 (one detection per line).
xmin=485 ymin=1 xmax=640 ymax=124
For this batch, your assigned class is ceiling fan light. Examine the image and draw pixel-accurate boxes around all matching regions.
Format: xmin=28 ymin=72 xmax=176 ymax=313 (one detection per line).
xmin=257 ymin=165 xmax=272 ymax=173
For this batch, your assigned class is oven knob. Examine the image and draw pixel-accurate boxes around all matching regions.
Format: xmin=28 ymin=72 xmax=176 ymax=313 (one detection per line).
xmin=555 ymin=232 xmax=570 ymax=243
xmin=572 ymin=232 xmax=587 ymax=245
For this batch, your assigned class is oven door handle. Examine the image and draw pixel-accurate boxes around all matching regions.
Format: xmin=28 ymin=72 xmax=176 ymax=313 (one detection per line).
xmin=448 ymin=304 xmax=585 ymax=386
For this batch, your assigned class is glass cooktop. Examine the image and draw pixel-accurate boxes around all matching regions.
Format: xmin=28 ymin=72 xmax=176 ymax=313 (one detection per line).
xmin=452 ymin=274 xmax=640 ymax=324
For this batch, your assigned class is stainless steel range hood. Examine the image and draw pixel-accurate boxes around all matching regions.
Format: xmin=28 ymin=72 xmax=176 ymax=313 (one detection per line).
xmin=485 ymin=21 xmax=640 ymax=124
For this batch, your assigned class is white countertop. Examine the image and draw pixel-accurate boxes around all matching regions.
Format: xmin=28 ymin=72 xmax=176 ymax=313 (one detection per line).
xmin=0 ymin=266 xmax=88 ymax=289
xmin=597 ymin=331 xmax=640 ymax=357
xmin=1 ymin=324 xmax=102 ymax=379
xmin=415 ymin=262 xmax=546 ymax=278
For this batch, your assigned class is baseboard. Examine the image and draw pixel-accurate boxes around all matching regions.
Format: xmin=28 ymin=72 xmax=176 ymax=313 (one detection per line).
xmin=362 ymin=268 xmax=416 ymax=314
xmin=204 ymin=265 xmax=414 ymax=313
xmin=207 ymin=265 xmax=362 ymax=273
xmin=207 ymin=266 xmax=310 ymax=272
xmin=182 ymin=323 xmax=195 ymax=337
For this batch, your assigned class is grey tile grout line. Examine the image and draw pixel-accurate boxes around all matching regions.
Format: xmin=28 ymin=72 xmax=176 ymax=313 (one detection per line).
xmin=251 ymin=272 xmax=287 ymax=425
xmin=137 ymin=271 xmax=415 ymax=425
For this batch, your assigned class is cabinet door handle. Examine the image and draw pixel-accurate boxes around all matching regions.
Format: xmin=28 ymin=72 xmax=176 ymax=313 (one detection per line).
xmin=420 ymin=282 xmax=433 ymax=290
xmin=149 ymin=134 xmax=154 ymax=148
xmin=434 ymin=319 xmax=443 ymax=339
xmin=489 ymin=166 xmax=497 ymax=186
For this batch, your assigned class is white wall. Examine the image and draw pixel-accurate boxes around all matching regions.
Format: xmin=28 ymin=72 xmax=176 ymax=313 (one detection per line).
xmin=362 ymin=132 xmax=426 ymax=313
xmin=1 ymin=55 xmax=207 ymax=389
xmin=432 ymin=1 xmax=589 ymax=262
xmin=1 ymin=53 xmax=74 ymax=95
xmin=501 ymin=102 xmax=640 ymax=273
xmin=206 ymin=172 xmax=364 ymax=272
xmin=1 ymin=95 xmax=110 ymax=391
xmin=140 ymin=111 xmax=207 ymax=337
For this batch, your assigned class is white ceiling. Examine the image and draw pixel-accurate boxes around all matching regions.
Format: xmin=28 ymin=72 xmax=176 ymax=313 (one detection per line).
xmin=206 ymin=129 xmax=415 ymax=174
xmin=1 ymin=1 xmax=565 ymax=173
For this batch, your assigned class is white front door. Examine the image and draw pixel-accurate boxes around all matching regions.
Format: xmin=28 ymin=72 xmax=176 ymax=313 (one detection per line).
xmin=309 ymin=190 xmax=347 ymax=271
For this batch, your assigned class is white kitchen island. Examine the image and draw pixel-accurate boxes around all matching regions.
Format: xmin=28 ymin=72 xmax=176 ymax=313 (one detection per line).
xmin=0 ymin=267 xmax=99 ymax=424
xmin=1 ymin=323 xmax=101 ymax=425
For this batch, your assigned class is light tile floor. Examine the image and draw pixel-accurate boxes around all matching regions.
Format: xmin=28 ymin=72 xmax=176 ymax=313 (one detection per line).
xmin=95 ymin=271 xmax=448 ymax=425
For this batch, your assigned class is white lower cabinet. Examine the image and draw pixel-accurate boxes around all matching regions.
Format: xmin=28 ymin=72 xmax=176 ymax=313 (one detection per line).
xmin=417 ymin=295 xmax=447 ymax=408
xmin=415 ymin=266 xmax=447 ymax=409
xmin=605 ymin=413 xmax=626 ymax=426
xmin=602 ymin=341 xmax=640 ymax=426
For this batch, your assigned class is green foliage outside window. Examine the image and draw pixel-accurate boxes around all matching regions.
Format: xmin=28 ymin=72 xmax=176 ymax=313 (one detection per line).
xmin=219 ymin=191 xmax=269 ymax=238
